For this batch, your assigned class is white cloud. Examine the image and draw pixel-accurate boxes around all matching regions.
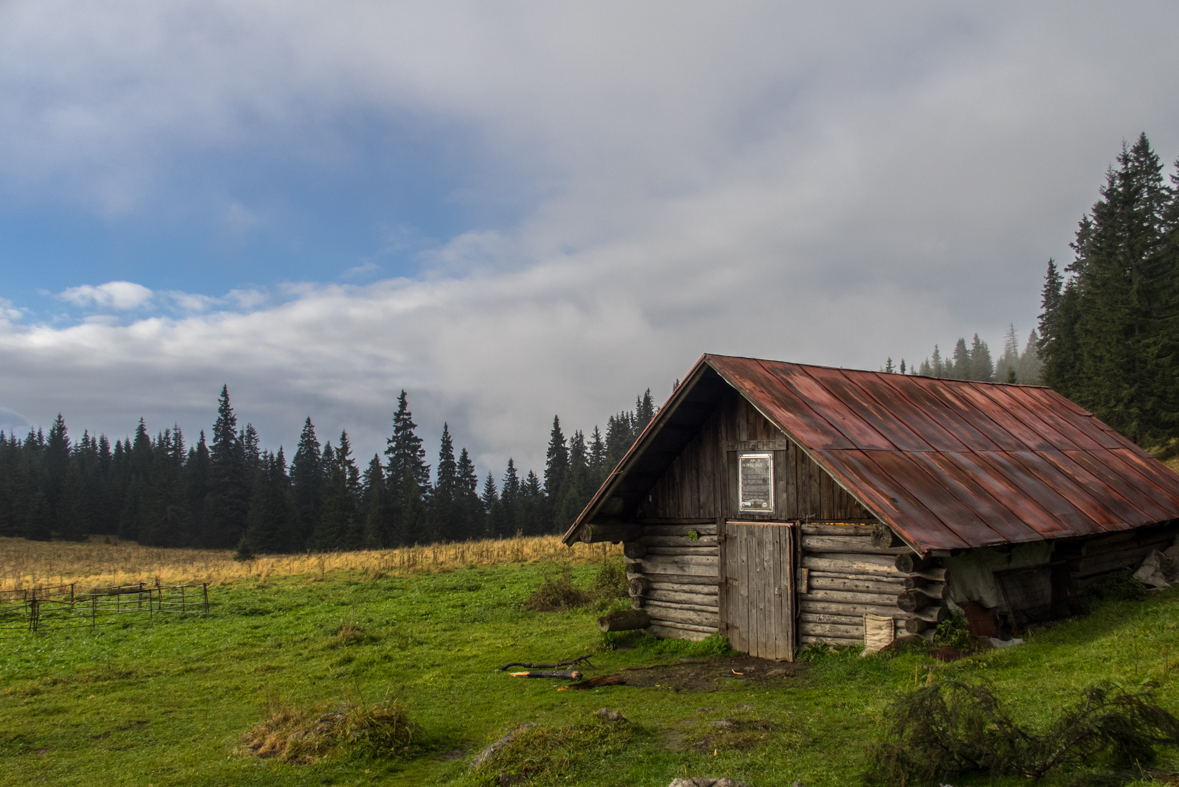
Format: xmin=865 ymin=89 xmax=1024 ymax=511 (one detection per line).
xmin=59 ymin=281 xmax=154 ymax=310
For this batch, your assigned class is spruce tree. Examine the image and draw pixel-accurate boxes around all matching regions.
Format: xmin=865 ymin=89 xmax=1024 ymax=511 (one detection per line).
xmin=361 ymin=454 xmax=388 ymax=547
xmin=290 ymin=418 xmax=324 ymax=550
xmin=499 ymin=459 xmax=520 ymax=537
xmin=480 ymin=471 xmax=499 ymax=528
xmin=314 ymin=432 xmax=362 ymax=550
xmin=455 ymin=447 xmax=482 ymax=541
xmin=518 ymin=470 xmax=544 ymax=536
xmin=588 ymin=426 xmax=607 ymax=488
xmin=203 ymin=385 xmax=250 ymax=548
xmin=634 ymin=390 xmax=656 ymax=433
xmin=244 ymin=449 xmax=297 ymax=554
xmin=950 ymin=338 xmax=971 ymax=380
xmin=556 ymin=429 xmax=589 ymax=533
xmin=385 ymin=391 xmax=431 ymax=545
xmin=186 ymin=431 xmax=210 ymax=544
xmin=543 ymin=416 xmax=568 ymax=527
xmin=44 ymin=414 xmax=70 ymax=529
xmin=1062 ymin=134 xmax=1175 ymax=444
xmin=433 ymin=424 xmax=459 ymax=541
xmin=968 ymin=334 xmax=994 ymax=381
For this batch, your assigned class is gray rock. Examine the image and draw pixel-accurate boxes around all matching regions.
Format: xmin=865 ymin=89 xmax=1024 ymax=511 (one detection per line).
xmin=735 ymin=704 xmax=754 ymax=710
xmin=594 ymin=708 xmax=626 ymax=722
xmin=695 ymin=707 xmax=716 ymax=713
xmin=470 ymin=723 xmax=535 ymax=769
xmin=667 ymin=779 xmax=749 ymax=787
xmin=709 ymin=719 xmax=735 ymax=730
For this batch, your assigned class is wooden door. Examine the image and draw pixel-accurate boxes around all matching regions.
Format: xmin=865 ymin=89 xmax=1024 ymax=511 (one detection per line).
xmin=720 ymin=521 xmax=795 ymax=660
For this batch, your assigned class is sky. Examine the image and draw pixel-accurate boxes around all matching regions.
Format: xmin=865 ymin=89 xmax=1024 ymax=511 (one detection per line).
xmin=1 ymin=1 xmax=1178 ymax=479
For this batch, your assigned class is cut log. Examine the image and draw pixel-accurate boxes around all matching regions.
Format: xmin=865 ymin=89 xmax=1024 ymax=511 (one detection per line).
xmin=808 ymin=575 xmax=909 ymax=596
xmin=628 ymin=577 xmax=650 ymax=597
xmin=798 ymin=621 xmax=864 ymax=639
xmin=643 ymin=604 xmax=718 ymax=626
xmin=915 ymin=567 xmax=948 ymax=583
xmin=800 ymin=523 xmax=875 ymax=537
xmin=912 ymin=605 xmax=949 ymax=624
xmin=802 ymin=555 xmax=908 ymax=576
xmin=641 ymin=599 xmax=719 ymax=616
xmin=510 ymin=670 xmax=583 ymax=680
xmin=801 ymin=535 xmax=909 ymax=555
xmin=800 ymin=635 xmax=863 ymax=647
xmin=897 ymin=590 xmax=936 ymax=613
xmin=639 ymin=535 xmax=718 ymax=547
xmin=598 ymin=609 xmax=651 ymax=632
xmin=631 ymin=558 xmax=717 ymax=578
xmin=903 ymin=618 xmax=932 ymax=634
xmin=805 ymin=588 xmax=902 ymax=607
xmin=808 ymin=570 xmax=906 ymax=585
xmin=627 ymin=572 xmax=717 ymax=586
xmin=872 ymin=523 xmax=903 ymax=549
xmin=643 ymin=589 xmax=720 ymax=607
xmin=800 ymin=611 xmax=864 ymax=626
xmin=649 ymin=581 xmax=719 ymax=595
xmin=639 ymin=524 xmax=718 ymax=537
xmin=895 ymin=554 xmax=934 ymax=574
xmin=799 ymin=598 xmax=905 ymax=619
xmin=644 ymin=546 xmax=719 ymax=557
xmin=623 ymin=542 xmax=647 ymax=559
xmin=579 ymin=523 xmax=640 ymax=544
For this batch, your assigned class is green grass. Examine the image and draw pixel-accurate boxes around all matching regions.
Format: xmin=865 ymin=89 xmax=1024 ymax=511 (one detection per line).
xmin=3 ymin=561 xmax=1179 ymax=786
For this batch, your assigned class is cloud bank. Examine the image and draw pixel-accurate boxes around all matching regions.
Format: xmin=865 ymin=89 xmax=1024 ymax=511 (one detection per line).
xmin=1 ymin=2 xmax=1178 ymax=475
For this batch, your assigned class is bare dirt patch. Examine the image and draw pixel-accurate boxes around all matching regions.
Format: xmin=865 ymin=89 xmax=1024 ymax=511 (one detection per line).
xmin=614 ymin=656 xmax=807 ymax=693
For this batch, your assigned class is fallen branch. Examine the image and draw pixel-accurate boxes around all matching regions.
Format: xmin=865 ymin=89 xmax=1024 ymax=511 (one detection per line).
xmin=510 ymin=670 xmax=582 ymax=680
xmin=497 ymin=654 xmax=593 ymax=671
xmin=558 ymin=674 xmax=626 ymax=691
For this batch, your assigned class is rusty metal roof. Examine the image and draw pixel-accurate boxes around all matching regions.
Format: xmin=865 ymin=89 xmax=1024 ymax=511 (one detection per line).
xmin=563 ymin=354 xmax=1179 ymax=553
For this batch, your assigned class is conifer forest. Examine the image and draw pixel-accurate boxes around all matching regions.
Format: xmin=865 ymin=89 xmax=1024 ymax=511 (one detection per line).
xmin=0 ymin=386 xmax=657 ymax=553
xmin=4 ymin=133 xmax=1179 ymax=554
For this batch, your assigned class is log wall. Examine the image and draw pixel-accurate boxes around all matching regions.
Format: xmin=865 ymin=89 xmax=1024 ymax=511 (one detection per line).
xmin=644 ymin=389 xmax=873 ymax=522
xmin=796 ymin=523 xmax=944 ymax=647
xmin=626 ymin=520 xmax=720 ymax=641
xmin=1065 ymin=522 xmax=1179 ymax=592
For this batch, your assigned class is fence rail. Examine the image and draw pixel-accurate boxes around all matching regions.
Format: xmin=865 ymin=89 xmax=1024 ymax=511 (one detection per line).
xmin=0 ymin=583 xmax=209 ymax=635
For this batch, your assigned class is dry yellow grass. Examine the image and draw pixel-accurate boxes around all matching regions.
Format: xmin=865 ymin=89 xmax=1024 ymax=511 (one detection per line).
xmin=0 ymin=535 xmax=619 ymax=592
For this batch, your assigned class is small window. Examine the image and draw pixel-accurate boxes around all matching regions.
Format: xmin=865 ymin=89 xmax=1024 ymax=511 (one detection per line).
xmin=738 ymin=452 xmax=774 ymax=513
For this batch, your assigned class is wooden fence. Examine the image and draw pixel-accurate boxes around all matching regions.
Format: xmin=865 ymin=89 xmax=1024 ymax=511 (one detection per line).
xmin=0 ymin=582 xmax=209 ymax=635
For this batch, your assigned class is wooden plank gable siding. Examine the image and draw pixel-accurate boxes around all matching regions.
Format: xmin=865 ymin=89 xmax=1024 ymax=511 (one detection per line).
xmin=644 ymin=389 xmax=874 ymax=522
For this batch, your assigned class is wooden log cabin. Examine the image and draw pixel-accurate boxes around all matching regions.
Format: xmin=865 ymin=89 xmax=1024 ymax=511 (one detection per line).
xmin=562 ymin=354 xmax=1179 ymax=659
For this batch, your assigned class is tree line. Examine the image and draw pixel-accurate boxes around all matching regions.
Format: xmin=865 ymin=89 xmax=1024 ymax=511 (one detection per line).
xmin=0 ymin=386 xmax=658 ymax=552
xmin=1038 ymin=133 xmax=1179 ymax=449
xmin=886 ymin=326 xmax=1042 ymax=384
xmin=882 ymin=133 xmax=1178 ymax=451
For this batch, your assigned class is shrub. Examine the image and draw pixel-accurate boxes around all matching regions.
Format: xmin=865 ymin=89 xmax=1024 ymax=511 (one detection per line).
xmin=866 ymin=680 xmax=1179 ymax=786
xmin=587 ymin=559 xmax=628 ymax=606
xmin=523 ymin=560 xmax=629 ymax=612
xmin=522 ymin=569 xmax=592 ymax=611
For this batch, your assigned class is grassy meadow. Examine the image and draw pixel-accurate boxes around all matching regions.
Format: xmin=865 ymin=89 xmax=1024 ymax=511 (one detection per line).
xmin=2 ymin=537 xmax=1179 ymax=786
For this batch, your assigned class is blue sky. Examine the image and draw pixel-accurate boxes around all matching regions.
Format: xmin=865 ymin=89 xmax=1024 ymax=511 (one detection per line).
xmin=1 ymin=1 xmax=1178 ymax=477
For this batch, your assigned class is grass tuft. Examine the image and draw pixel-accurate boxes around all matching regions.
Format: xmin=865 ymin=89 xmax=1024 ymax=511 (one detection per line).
xmin=242 ymin=690 xmax=418 ymax=764
xmin=466 ymin=715 xmax=632 ymax=786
